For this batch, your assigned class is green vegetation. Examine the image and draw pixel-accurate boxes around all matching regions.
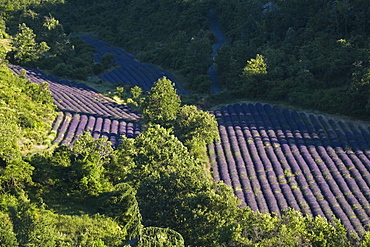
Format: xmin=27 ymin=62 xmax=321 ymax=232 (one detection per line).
xmin=43 ymin=0 xmax=369 ymax=119
xmin=142 ymin=77 xmax=181 ymax=129
xmin=213 ymin=0 xmax=370 ymax=118
xmin=1 ymin=0 xmax=370 ymax=246
xmin=0 ymin=69 xmax=366 ymax=245
xmin=0 ymin=63 xmax=55 ymax=193
xmin=4 ymin=0 xmax=370 ymax=119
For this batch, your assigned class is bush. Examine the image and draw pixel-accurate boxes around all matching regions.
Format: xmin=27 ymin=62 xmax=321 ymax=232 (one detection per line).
xmin=52 ymin=63 xmax=73 ymax=77
xmin=0 ymin=211 xmax=18 ymax=247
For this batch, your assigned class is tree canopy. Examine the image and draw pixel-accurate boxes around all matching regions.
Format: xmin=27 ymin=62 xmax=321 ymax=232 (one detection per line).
xmin=142 ymin=76 xmax=181 ymax=128
xmin=1 ymin=0 xmax=370 ymax=245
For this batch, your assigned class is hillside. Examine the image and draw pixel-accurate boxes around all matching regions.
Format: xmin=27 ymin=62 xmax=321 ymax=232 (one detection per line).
xmin=47 ymin=0 xmax=370 ymax=119
xmin=1 ymin=0 xmax=370 ymax=246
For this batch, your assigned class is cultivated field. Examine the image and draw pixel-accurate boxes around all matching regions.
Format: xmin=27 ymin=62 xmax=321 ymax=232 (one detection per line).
xmin=9 ymin=65 xmax=142 ymax=147
xmin=9 ymin=36 xmax=370 ymax=236
xmin=80 ymin=36 xmax=188 ymax=95
xmin=208 ymin=103 xmax=370 ymax=235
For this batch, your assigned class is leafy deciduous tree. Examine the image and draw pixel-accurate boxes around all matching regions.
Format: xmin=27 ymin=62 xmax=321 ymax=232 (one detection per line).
xmin=10 ymin=23 xmax=49 ymax=64
xmin=142 ymin=77 xmax=181 ymax=128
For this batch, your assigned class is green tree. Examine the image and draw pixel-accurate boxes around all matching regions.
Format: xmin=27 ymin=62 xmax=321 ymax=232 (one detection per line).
xmin=242 ymin=54 xmax=267 ymax=76
xmin=120 ymin=125 xmax=241 ymax=246
xmin=175 ymin=105 xmax=219 ymax=160
xmin=0 ymin=211 xmax=18 ymax=247
xmin=0 ymin=158 xmax=34 ymax=192
xmin=228 ymin=208 xmax=352 ymax=246
xmin=138 ymin=227 xmax=184 ymax=247
xmin=97 ymin=183 xmax=143 ymax=240
xmin=9 ymin=196 xmax=57 ymax=247
xmin=9 ymin=23 xmax=49 ymax=64
xmin=131 ymin=85 xmax=143 ymax=102
xmin=101 ymin=53 xmax=115 ymax=69
xmin=0 ymin=110 xmax=20 ymax=164
xmin=68 ymin=133 xmax=114 ymax=196
xmin=30 ymin=133 xmax=115 ymax=197
xmin=175 ymin=104 xmax=219 ymax=144
xmin=241 ymin=54 xmax=269 ymax=97
xmin=43 ymin=15 xmax=60 ymax=31
xmin=142 ymin=77 xmax=181 ymax=128
xmin=114 ymin=86 xmax=126 ymax=101
xmin=361 ymin=231 xmax=370 ymax=246
xmin=54 ymin=214 xmax=126 ymax=246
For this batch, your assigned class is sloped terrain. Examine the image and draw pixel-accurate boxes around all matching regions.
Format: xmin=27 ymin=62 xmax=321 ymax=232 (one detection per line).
xmin=9 ymin=65 xmax=142 ymax=147
xmin=208 ymin=103 xmax=370 ymax=235
xmin=9 ymin=35 xmax=370 ymax=236
xmin=80 ymin=36 xmax=188 ymax=95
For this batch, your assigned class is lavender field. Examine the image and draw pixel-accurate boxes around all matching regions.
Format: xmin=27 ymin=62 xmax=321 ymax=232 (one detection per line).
xmin=9 ymin=62 xmax=370 ymax=236
xmin=208 ymin=103 xmax=370 ymax=235
xmin=80 ymin=36 xmax=188 ymax=95
xmin=9 ymin=65 xmax=142 ymax=147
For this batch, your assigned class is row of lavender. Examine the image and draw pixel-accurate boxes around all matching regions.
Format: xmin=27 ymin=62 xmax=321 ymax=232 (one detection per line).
xmin=52 ymin=111 xmax=141 ymax=147
xmin=9 ymin=65 xmax=142 ymax=146
xmin=208 ymin=103 xmax=370 ymax=236
xmin=9 ymin=65 xmax=141 ymax=121
xmin=79 ymin=36 xmax=188 ymax=95
xmin=11 ymin=63 xmax=370 ymax=235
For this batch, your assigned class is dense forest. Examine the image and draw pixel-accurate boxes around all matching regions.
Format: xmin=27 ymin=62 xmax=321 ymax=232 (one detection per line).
xmin=1 ymin=0 xmax=370 ymax=246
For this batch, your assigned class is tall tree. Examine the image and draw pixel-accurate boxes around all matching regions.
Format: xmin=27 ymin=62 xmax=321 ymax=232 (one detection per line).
xmin=142 ymin=77 xmax=181 ymax=129
xmin=175 ymin=105 xmax=219 ymax=145
xmin=120 ymin=125 xmax=241 ymax=246
xmin=0 ymin=211 xmax=18 ymax=246
xmin=9 ymin=23 xmax=49 ymax=65
xmin=175 ymin=105 xmax=219 ymax=160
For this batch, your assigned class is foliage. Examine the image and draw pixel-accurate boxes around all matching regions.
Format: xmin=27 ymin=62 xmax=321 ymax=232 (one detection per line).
xmin=175 ymin=104 xmax=219 ymax=160
xmin=28 ymin=135 xmax=143 ymax=241
xmin=142 ymin=77 xmax=181 ymax=128
xmin=100 ymin=52 xmax=115 ymax=68
xmin=114 ymin=86 xmax=126 ymax=101
xmin=31 ymin=132 xmax=115 ymax=197
xmin=96 ymin=183 xmax=143 ymax=239
xmin=2 ymin=4 xmax=98 ymax=80
xmin=1 ymin=0 xmax=370 ymax=246
xmin=119 ymin=125 xmax=242 ymax=246
xmin=0 ymin=111 xmax=20 ymax=163
xmin=54 ymin=214 xmax=126 ymax=247
xmin=8 ymin=23 xmax=50 ymax=65
xmin=49 ymin=0 xmax=213 ymax=93
xmin=242 ymin=54 xmax=267 ymax=76
xmin=213 ymin=0 xmax=370 ymax=119
xmin=0 ymin=158 xmax=34 ymax=192
xmin=228 ymin=208 xmax=354 ymax=247
xmin=175 ymin=104 xmax=219 ymax=144
xmin=131 ymin=85 xmax=143 ymax=102
xmin=138 ymin=227 xmax=184 ymax=247
xmin=6 ymin=194 xmax=128 ymax=247
xmin=0 ymin=65 xmax=55 ymax=191
xmin=0 ymin=211 xmax=18 ymax=247
xmin=9 ymin=197 xmax=58 ymax=247
xmin=4 ymin=0 xmax=370 ymax=117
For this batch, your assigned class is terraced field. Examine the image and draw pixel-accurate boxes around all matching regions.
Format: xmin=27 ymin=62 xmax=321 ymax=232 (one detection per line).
xmin=208 ymin=103 xmax=370 ymax=236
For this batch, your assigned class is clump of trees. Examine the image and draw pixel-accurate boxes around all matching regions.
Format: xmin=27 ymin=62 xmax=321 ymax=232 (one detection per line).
xmin=0 ymin=0 xmax=106 ymax=80
xmin=3 ymin=0 xmax=370 ymax=245
xmin=39 ymin=0 xmax=370 ymax=119
xmin=0 ymin=64 xmax=56 ymax=193
xmin=213 ymin=0 xmax=370 ymax=119
xmin=141 ymin=76 xmax=219 ymax=161
xmin=2 ymin=73 xmax=366 ymax=245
